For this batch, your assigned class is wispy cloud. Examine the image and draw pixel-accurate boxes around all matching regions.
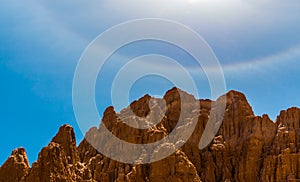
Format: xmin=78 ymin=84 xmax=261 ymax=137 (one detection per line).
xmin=223 ymin=45 xmax=300 ymax=73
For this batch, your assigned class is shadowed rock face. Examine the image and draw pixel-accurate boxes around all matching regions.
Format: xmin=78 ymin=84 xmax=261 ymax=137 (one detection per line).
xmin=1 ymin=88 xmax=300 ymax=182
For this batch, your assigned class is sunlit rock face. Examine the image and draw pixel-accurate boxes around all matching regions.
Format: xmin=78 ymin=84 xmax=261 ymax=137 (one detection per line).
xmin=0 ymin=148 xmax=30 ymax=182
xmin=1 ymin=88 xmax=300 ymax=182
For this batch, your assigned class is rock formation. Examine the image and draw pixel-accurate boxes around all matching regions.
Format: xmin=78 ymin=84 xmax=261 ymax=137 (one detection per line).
xmin=0 ymin=148 xmax=30 ymax=182
xmin=1 ymin=88 xmax=300 ymax=181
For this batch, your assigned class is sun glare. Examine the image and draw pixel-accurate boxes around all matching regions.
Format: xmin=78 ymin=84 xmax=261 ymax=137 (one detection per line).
xmin=187 ymin=0 xmax=237 ymax=5
xmin=188 ymin=0 xmax=198 ymax=4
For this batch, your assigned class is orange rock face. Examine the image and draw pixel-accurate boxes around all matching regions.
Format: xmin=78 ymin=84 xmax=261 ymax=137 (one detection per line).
xmin=0 ymin=148 xmax=30 ymax=182
xmin=1 ymin=88 xmax=300 ymax=182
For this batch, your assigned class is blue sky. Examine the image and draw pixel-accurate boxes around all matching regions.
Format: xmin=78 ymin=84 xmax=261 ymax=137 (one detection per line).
xmin=1 ymin=0 xmax=300 ymax=165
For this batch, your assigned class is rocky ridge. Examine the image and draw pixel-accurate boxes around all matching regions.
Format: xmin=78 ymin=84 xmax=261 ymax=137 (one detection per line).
xmin=1 ymin=88 xmax=300 ymax=181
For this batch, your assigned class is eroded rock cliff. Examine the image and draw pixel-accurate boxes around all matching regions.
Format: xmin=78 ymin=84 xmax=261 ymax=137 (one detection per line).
xmin=1 ymin=88 xmax=300 ymax=182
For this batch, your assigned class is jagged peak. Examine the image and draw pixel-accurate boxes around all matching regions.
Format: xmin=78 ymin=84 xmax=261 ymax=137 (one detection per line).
xmin=165 ymin=86 xmax=179 ymax=93
xmin=51 ymin=124 xmax=79 ymax=164
xmin=0 ymin=147 xmax=30 ymax=182
xmin=220 ymin=89 xmax=254 ymax=116
xmin=11 ymin=147 xmax=27 ymax=157
xmin=104 ymin=106 xmax=116 ymax=115
xmin=262 ymin=114 xmax=271 ymax=121
xmin=52 ymin=124 xmax=76 ymax=143
xmin=10 ymin=148 xmax=30 ymax=168
xmin=164 ymin=87 xmax=193 ymax=97
xmin=275 ymin=107 xmax=300 ymax=127
xmin=163 ymin=87 xmax=196 ymax=104
xmin=225 ymin=90 xmax=248 ymax=102
xmin=279 ymin=107 xmax=300 ymax=115
xmin=130 ymin=94 xmax=151 ymax=106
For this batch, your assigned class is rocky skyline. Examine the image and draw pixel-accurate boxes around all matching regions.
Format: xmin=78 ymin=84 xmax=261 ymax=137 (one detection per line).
xmin=1 ymin=88 xmax=300 ymax=181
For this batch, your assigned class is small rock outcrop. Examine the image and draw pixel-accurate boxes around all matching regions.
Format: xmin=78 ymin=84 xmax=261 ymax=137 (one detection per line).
xmin=0 ymin=148 xmax=30 ymax=182
xmin=1 ymin=88 xmax=300 ymax=181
